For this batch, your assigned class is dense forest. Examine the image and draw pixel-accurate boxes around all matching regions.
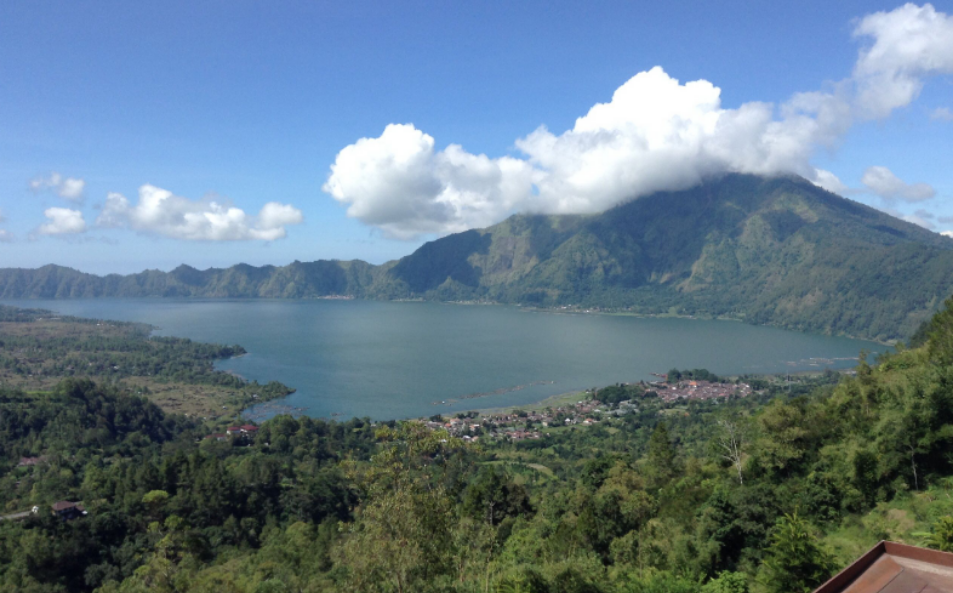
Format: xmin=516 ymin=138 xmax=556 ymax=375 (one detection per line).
xmin=4 ymin=299 xmax=953 ymax=592
xmin=3 ymin=174 xmax=953 ymax=341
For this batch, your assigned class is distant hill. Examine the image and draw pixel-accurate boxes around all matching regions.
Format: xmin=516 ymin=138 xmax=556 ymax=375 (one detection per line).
xmin=3 ymin=174 xmax=952 ymax=342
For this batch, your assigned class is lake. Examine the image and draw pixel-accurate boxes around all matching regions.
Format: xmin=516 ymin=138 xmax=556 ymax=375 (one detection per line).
xmin=1 ymin=299 xmax=886 ymax=420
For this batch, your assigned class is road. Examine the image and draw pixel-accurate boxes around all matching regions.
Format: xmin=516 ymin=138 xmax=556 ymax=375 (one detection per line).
xmin=0 ymin=510 xmax=33 ymax=521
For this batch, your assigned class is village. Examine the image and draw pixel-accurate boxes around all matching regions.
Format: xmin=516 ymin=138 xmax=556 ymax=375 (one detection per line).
xmin=422 ymin=397 xmax=610 ymax=442
xmin=422 ymin=376 xmax=755 ymax=442
xmin=651 ymin=378 xmax=754 ymax=403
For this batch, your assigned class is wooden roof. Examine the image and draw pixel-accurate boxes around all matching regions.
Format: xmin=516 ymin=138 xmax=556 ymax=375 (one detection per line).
xmin=51 ymin=501 xmax=82 ymax=512
xmin=814 ymin=542 xmax=953 ymax=593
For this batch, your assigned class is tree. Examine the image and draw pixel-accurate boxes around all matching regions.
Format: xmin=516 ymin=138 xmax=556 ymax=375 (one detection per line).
xmin=757 ymin=512 xmax=836 ymax=593
xmin=702 ymin=571 xmax=748 ymax=593
xmin=714 ymin=419 xmax=746 ymax=485
xmin=754 ymin=400 xmax=810 ymax=477
xmin=917 ymin=516 xmax=953 ymax=552
xmin=925 ymin=296 xmax=953 ymax=366
xmin=496 ymin=567 xmax=549 ymax=593
xmin=644 ymin=423 xmax=679 ymax=489
xmin=336 ymin=424 xmax=460 ymax=593
xmin=462 ymin=466 xmax=533 ymax=526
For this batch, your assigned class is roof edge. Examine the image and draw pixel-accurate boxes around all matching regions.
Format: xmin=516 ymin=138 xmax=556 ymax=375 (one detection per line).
xmin=814 ymin=541 xmax=953 ymax=593
xmin=813 ymin=541 xmax=887 ymax=593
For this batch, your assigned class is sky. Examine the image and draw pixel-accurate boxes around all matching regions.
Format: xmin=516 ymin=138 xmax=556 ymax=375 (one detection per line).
xmin=0 ymin=1 xmax=951 ymax=275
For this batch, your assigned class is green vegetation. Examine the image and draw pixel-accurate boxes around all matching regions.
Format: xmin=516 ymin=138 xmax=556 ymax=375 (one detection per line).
xmin=666 ymin=369 xmax=721 ymax=384
xmin=0 ymin=305 xmax=293 ymax=417
xmin=5 ymin=297 xmax=953 ymax=591
xmin=4 ymin=174 xmax=953 ymax=341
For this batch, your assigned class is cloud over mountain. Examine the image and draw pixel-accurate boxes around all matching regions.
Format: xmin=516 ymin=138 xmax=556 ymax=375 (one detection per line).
xmin=97 ymin=185 xmax=303 ymax=241
xmin=323 ymin=3 xmax=952 ymax=239
xmin=323 ymin=124 xmax=538 ymax=239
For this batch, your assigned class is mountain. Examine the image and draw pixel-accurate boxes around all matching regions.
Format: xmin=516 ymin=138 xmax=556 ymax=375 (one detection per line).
xmin=388 ymin=174 xmax=953 ymax=341
xmin=3 ymin=174 xmax=952 ymax=341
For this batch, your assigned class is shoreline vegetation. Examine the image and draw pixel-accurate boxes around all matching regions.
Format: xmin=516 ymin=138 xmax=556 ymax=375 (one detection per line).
xmin=0 ymin=305 xmax=293 ymax=420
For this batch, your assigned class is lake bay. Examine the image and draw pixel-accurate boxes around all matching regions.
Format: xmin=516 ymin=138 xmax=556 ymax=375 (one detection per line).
xmin=2 ymin=299 xmax=886 ymax=420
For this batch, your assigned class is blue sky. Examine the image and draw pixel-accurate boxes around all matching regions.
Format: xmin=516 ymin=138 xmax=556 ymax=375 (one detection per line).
xmin=1 ymin=1 xmax=951 ymax=274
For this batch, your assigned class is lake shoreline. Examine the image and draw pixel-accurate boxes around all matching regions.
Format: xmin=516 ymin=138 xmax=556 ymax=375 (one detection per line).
xmin=2 ymin=298 xmax=885 ymax=421
xmin=3 ymin=295 xmax=897 ymax=344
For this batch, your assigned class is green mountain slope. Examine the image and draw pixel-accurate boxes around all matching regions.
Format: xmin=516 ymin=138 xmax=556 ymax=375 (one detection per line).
xmin=383 ymin=174 xmax=953 ymax=341
xmin=0 ymin=260 xmax=384 ymax=300
xmin=3 ymin=174 xmax=952 ymax=341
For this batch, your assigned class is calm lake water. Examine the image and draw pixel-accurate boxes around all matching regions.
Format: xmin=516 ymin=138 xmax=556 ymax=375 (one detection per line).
xmin=3 ymin=299 xmax=886 ymax=420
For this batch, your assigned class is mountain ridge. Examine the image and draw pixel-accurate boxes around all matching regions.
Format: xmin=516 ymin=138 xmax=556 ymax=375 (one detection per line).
xmin=3 ymin=174 xmax=952 ymax=342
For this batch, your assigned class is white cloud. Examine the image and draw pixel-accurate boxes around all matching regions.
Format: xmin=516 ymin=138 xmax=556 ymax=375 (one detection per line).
xmin=326 ymin=70 xmax=852 ymax=237
xmin=323 ymin=3 xmax=953 ymax=239
xmin=812 ymin=169 xmax=850 ymax=195
xmin=38 ymin=207 xmax=87 ymax=235
xmin=932 ymin=107 xmax=953 ymax=120
xmin=861 ymin=165 xmax=936 ymax=201
xmin=324 ymin=123 xmax=538 ymax=239
xmin=941 ymin=230 xmax=953 ymax=238
xmin=30 ymin=172 xmax=86 ymax=202
xmin=852 ymin=3 xmax=953 ymax=118
xmin=96 ymin=184 xmax=303 ymax=241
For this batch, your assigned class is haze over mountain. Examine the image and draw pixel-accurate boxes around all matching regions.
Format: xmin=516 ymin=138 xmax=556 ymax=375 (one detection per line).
xmin=3 ymin=174 xmax=952 ymax=342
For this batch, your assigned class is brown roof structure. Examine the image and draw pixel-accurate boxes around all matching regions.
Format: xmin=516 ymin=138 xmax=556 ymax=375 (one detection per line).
xmin=814 ymin=541 xmax=953 ymax=593
xmin=51 ymin=501 xmax=82 ymax=512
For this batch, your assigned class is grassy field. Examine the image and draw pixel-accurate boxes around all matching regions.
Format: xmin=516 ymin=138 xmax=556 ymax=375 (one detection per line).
xmin=0 ymin=372 xmax=257 ymax=419
xmin=115 ymin=378 xmax=269 ymax=419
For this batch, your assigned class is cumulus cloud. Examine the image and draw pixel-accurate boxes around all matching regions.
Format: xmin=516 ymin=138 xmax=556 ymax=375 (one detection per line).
xmin=30 ymin=172 xmax=86 ymax=202
xmin=323 ymin=3 xmax=953 ymax=238
xmin=38 ymin=208 xmax=87 ymax=235
xmin=326 ymin=70 xmax=854 ymax=237
xmin=932 ymin=107 xmax=953 ymax=120
xmin=324 ymin=124 xmax=538 ymax=239
xmin=96 ymin=184 xmax=303 ymax=241
xmin=852 ymin=3 xmax=953 ymax=118
xmin=942 ymin=230 xmax=953 ymax=238
xmin=861 ymin=166 xmax=936 ymax=201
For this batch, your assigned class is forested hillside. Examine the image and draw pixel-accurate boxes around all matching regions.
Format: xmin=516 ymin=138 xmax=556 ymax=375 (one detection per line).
xmin=5 ymin=299 xmax=953 ymax=592
xmin=3 ymin=174 xmax=953 ymax=341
